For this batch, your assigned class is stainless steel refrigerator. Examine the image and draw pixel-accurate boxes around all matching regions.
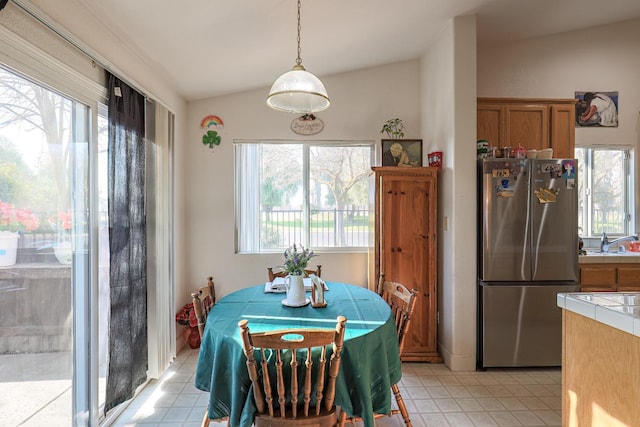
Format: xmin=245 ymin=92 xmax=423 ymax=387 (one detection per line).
xmin=477 ymin=158 xmax=579 ymax=369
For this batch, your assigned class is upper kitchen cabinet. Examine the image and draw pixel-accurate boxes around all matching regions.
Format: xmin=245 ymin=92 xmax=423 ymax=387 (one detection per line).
xmin=477 ymin=98 xmax=577 ymax=159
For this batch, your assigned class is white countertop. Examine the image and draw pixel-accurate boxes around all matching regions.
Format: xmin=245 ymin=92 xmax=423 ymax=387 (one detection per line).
xmin=557 ymin=292 xmax=640 ymax=337
xmin=579 ymin=251 xmax=640 ymax=263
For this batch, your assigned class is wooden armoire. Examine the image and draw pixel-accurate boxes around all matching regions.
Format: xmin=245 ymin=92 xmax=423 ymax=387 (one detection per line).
xmin=373 ymin=166 xmax=441 ymax=362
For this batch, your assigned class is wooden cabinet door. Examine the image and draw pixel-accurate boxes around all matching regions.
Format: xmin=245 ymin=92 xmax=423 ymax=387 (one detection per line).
xmin=477 ymin=98 xmax=576 ymax=157
xmin=477 ymin=104 xmax=505 ymax=148
xmin=505 ymin=105 xmax=549 ymax=151
xmin=375 ymin=167 xmax=440 ymax=362
xmin=579 ymin=265 xmax=616 ymax=291
xmin=550 ymin=104 xmax=576 ymax=159
xmin=617 ymin=266 xmax=640 ymax=291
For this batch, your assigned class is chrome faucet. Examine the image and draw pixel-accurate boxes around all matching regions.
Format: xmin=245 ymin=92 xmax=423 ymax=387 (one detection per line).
xmin=601 ymin=232 xmax=639 ymax=253
xmin=600 ymin=232 xmax=608 ymax=252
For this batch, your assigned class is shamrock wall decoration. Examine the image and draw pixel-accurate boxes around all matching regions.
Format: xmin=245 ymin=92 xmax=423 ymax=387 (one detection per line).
xmin=202 ymin=130 xmax=221 ymax=148
xmin=200 ymin=115 xmax=224 ymax=151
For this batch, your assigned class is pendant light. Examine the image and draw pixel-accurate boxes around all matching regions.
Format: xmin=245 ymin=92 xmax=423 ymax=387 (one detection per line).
xmin=266 ymin=0 xmax=330 ymax=113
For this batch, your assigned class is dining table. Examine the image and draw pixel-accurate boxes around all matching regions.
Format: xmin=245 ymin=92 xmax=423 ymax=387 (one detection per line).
xmin=194 ymin=281 xmax=402 ymax=427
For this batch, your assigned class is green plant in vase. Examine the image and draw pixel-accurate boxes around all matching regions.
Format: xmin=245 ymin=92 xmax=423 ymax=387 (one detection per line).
xmin=380 ymin=118 xmax=405 ymax=139
xmin=281 ymin=244 xmax=316 ymax=276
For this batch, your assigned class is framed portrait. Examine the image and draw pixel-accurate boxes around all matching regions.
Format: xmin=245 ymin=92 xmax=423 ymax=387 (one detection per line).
xmin=575 ymin=91 xmax=618 ymax=128
xmin=381 ymin=139 xmax=423 ymax=167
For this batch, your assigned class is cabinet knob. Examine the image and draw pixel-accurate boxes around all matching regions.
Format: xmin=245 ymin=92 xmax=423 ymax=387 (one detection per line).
xmin=391 ymin=247 xmax=395 ymax=252
xmin=397 ymin=247 xmax=402 ymax=252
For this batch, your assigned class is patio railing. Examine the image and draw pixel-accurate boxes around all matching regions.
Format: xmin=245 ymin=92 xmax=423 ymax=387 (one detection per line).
xmin=592 ymin=208 xmax=627 ymax=235
xmin=261 ymin=208 xmax=369 ymax=249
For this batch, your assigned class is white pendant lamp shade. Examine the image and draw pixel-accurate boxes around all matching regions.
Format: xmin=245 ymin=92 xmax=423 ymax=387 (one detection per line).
xmin=266 ymin=0 xmax=330 ymax=113
xmin=267 ymin=64 xmax=330 ymax=113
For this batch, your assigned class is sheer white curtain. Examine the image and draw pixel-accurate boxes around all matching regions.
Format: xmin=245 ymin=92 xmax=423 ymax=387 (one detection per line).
xmin=235 ymin=142 xmax=261 ymax=253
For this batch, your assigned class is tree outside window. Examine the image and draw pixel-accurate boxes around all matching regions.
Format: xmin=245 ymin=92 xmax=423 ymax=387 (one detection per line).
xmin=576 ymin=146 xmax=631 ymax=237
xmin=236 ymin=141 xmax=373 ymax=253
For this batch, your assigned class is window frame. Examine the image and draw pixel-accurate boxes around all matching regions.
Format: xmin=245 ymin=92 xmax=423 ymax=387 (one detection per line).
xmin=234 ymin=139 xmax=375 ymax=254
xmin=575 ymin=145 xmax=633 ymax=238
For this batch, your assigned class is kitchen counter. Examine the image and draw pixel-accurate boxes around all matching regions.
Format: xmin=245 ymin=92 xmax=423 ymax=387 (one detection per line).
xmin=557 ymin=292 xmax=640 ymax=336
xmin=558 ymin=292 xmax=640 ymax=426
xmin=579 ymin=251 xmax=640 ymax=264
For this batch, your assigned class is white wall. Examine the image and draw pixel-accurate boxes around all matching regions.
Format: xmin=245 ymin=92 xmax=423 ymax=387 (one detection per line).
xmin=451 ymin=15 xmax=479 ymax=371
xmin=421 ymin=15 xmax=478 ymax=372
xmin=478 ymin=18 xmax=640 ymax=231
xmin=182 ymin=61 xmax=421 ymax=300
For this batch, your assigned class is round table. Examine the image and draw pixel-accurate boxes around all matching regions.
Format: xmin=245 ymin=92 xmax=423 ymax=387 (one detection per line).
xmin=194 ymin=282 xmax=402 ymax=427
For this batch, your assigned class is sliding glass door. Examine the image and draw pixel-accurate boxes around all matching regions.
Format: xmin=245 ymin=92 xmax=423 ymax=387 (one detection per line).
xmin=1 ymin=12 xmax=176 ymax=423
xmin=0 ymin=66 xmax=89 ymax=424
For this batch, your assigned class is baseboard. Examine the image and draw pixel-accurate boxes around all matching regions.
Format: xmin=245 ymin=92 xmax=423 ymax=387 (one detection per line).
xmin=438 ymin=343 xmax=476 ymax=371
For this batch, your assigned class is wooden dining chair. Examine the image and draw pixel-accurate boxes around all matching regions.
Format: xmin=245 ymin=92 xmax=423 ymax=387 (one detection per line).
xmin=267 ymin=264 xmax=322 ymax=282
xmin=239 ymin=315 xmax=347 ymax=427
xmin=192 ymin=276 xmax=224 ymax=427
xmin=339 ymin=274 xmax=416 ymax=427
xmin=380 ymin=275 xmax=417 ymax=354
xmin=191 ymin=276 xmax=216 ymax=340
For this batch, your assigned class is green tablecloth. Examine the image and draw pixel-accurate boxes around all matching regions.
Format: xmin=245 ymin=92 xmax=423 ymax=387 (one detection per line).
xmin=194 ymin=282 xmax=402 ymax=427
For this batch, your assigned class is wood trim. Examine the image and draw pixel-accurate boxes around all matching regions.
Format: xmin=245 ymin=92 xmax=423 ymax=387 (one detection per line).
xmin=371 ymin=166 xmax=438 ymax=177
xmin=478 ymin=97 xmax=578 ymax=105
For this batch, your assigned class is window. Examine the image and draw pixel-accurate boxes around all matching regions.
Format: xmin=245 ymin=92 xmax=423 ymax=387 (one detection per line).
xmin=235 ymin=140 xmax=374 ymax=253
xmin=575 ymin=146 xmax=632 ymax=237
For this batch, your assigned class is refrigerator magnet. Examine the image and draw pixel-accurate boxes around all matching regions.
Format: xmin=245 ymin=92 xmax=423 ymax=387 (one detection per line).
xmin=497 ymin=188 xmax=514 ymax=198
xmin=496 ymin=180 xmax=514 ymax=198
xmin=562 ymin=160 xmax=575 ymax=179
xmin=534 ymin=187 xmax=559 ymax=203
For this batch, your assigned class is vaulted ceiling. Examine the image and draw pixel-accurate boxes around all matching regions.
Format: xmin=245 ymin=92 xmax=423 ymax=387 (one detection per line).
xmin=25 ymin=0 xmax=640 ymax=101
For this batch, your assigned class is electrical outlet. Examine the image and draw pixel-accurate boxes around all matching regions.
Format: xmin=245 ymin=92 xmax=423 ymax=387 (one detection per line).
xmin=444 ymin=216 xmax=449 ymax=231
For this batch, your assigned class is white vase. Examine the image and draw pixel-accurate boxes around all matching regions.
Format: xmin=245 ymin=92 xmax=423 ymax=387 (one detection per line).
xmin=0 ymin=231 xmax=19 ymax=267
xmin=284 ymin=274 xmax=307 ymax=306
xmin=54 ymin=241 xmax=72 ymax=265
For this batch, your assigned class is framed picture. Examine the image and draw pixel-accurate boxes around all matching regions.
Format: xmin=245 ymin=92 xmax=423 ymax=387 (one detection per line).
xmin=574 ymin=91 xmax=618 ymax=127
xmin=381 ymin=139 xmax=422 ymax=167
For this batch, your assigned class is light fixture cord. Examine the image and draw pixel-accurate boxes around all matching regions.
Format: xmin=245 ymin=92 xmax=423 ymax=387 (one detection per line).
xmin=296 ymin=0 xmax=302 ymax=66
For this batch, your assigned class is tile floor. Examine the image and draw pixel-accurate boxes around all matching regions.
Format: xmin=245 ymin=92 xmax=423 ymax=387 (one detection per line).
xmin=109 ymin=348 xmax=562 ymax=427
